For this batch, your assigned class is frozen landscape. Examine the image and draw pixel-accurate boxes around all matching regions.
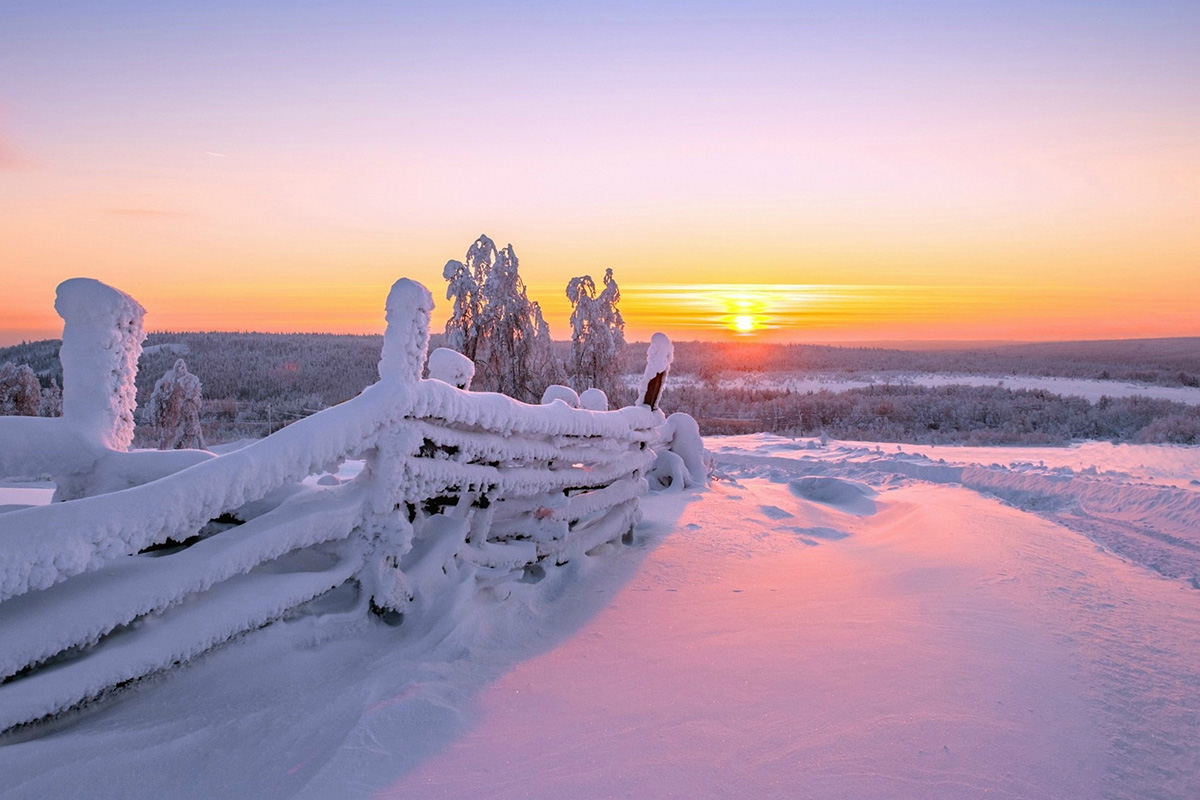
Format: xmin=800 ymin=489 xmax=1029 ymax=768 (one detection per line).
xmin=1 ymin=274 xmax=1199 ymax=800
xmin=3 ymin=435 xmax=1199 ymax=799
xmin=5 ymin=0 xmax=1200 ymax=796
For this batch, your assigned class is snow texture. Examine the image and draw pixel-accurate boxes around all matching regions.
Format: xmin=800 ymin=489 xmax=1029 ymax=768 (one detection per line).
xmin=380 ymin=278 xmax=434 ymax=382
xmin=427 ymin=347 xmax=474 ymax=389
xmin=55 ymin=277 xmax=145 ymax=451
xmin=579 ymin=388 xmax=608 ymax=411
xmin=648 ymin=412 xmax=710 ymax=491
xmin=541 ymin=385 xmax=580 ymax=408
xmin=5 ymin=434 xmax=1200 ymax=799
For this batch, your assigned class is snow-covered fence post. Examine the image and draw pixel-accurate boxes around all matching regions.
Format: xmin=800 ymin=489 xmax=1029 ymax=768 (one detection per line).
xmin=379 ymin=278 xmax=434 ymax=383
xmin=362 ymin=278 xmax=436 ymax=615
xmin=54 ymin=278 xmax=146 ymax=451
xmin=637 ymin=333 xmax=673 ymax=411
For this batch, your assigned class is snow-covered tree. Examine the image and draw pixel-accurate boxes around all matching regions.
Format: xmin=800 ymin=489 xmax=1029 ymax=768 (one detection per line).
xmin=443 ymin=234 xmax=561 ymax=402
xmin=39 ymin=378 xmax=62 ymax=417
xmin=0 ymin=362 xmax=44 ymax=416
xmin=146 ymin=358 xmax=206 ymax=450
xmin=566 ymin=268 xmax=626 ymax=402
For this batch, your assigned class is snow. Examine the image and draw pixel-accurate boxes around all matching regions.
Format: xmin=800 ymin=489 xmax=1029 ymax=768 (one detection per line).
xmin=0 ymin=274 xmax=662 ymax=737
xmin=425 ymin=347 xmax=474 ymax=389
xmin=6 ymin=276 xmax=1200 ymax=798
xmin=55 ymin=277 xmax=146 ymax=450
xmin=635 ymin=331 xmax=673 ymax=408
xmin=540 ymin=384 xmax=579 ymax=407
xmin=4 ymin=433 xmax=1198 ymax=799
xmin=577 ymin=387 xmax=607 ymax=411
xmin=379 ymin=278 xmax=434 ymax=382
xmin=703 ymin=371 xmax=1200 ymax=406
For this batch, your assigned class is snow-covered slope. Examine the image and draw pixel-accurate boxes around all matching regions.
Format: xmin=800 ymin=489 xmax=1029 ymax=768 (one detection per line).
xmin=2 ymin=436 xmax=1199 ymax=799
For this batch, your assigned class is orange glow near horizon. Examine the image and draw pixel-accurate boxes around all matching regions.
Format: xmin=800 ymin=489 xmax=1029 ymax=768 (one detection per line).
xmin=3 ymin=4 xmax=1199 ymax=348
xmin=3 ymin=278 xmax=1199 ymax=347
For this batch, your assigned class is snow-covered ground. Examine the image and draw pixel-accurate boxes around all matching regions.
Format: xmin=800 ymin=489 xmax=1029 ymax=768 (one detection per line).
xmin=3 ymin=436 xmax=1199 ymax=799
xmin=680 ymin=372 xmax=1200 ymax=406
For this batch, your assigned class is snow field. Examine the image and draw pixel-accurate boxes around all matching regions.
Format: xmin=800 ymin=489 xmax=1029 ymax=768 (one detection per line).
xmin=387 ymin=438 xmax=1200 ymax=800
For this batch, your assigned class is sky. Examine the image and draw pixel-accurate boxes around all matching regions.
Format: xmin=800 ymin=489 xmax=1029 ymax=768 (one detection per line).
xmin=2 ymin=0 xmax=1198 ymax=345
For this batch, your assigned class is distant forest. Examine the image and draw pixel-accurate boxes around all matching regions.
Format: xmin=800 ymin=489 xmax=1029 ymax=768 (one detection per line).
xmin=3 ymin=334 xmax=1199 ymax=446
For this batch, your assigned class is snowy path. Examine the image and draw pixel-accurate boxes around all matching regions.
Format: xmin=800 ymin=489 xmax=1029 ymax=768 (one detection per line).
xmin=386 ymin=452 xmax=1200 ymax=799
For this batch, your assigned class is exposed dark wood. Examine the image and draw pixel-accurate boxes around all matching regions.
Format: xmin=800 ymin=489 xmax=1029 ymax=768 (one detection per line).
xmin=640 ymin=370 xmax=666 ymax=410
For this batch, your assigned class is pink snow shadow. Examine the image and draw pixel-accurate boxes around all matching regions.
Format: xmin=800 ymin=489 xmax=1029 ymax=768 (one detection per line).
xmin=788 ymin=475 xmax=877 ymax=515
xmin=378 ymin=480 xmax=1124 ymax=800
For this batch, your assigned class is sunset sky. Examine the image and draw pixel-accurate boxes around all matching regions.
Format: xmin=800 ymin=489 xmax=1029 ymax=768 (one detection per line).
xmin=2 ymin=1 xmax=1198 ymax=345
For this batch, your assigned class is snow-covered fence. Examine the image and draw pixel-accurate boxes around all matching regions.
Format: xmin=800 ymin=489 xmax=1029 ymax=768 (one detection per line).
xmin=0 ymin=277 xmax=665 ymax=732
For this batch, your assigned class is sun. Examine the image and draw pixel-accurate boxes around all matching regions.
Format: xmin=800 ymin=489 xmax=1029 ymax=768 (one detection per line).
xmin=733 ymin=314 xmax=757 ymax=333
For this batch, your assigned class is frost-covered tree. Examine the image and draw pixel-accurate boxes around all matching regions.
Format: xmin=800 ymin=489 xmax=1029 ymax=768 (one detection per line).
xmin=0 ymin=362 xmax=44 ymax=416
xmin=39 ymin=378 xmax=62 ymax=417
xmin=146 ymin=358 xmax=206 ymax=450
xmin=443 ymin=234 xmax=561 ymax=402
xmin=566 ymin=268 xmax=626 ymax=401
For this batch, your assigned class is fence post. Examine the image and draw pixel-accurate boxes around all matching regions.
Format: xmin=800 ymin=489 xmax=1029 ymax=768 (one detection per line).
xmin=637 ymin=332 xmax=673 ymax=411
xmin=379 ymin=278 xmax=434 ymax=383
xmin=54 ymin=278 xmax=146 ymax=451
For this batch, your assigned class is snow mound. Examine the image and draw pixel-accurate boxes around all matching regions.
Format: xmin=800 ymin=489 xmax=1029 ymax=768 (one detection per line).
xmin=788 ymin=476 xmax=877 ymax=515
xmin=541 ymin=385 xmax=580 ymax=408
xmin=427 ymin=347 xmax=474 ymax=390
xmin=579 ymin=388 xmax=608 ymax=411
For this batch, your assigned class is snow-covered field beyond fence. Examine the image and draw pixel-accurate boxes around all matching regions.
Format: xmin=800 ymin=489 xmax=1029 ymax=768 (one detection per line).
xmin=686 ymin=371 xmax=1200 ymax=406
xmin=3 ymin=435 xmax=1199 ymax=799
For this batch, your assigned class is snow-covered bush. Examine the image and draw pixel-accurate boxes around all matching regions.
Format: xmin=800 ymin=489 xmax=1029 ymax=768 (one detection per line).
xmin=0 ymin=363 xmax=42 ymax=416
xmin=146 ymin=358 xmax=206 ymax=450
xmin=566 ymin=268 xmax=626 ymax=403
xmin=442 ymin=234 xmax=562 ymax=402
xmin=39 ymin=379 xmax=62 ymax=417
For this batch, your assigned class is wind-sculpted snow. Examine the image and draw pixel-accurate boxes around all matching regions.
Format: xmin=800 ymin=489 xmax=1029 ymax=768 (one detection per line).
xmin=714 ymin=435 xmax=1200 ymax=581
xmin=787 ymin=476 xmax=877 ymax=515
